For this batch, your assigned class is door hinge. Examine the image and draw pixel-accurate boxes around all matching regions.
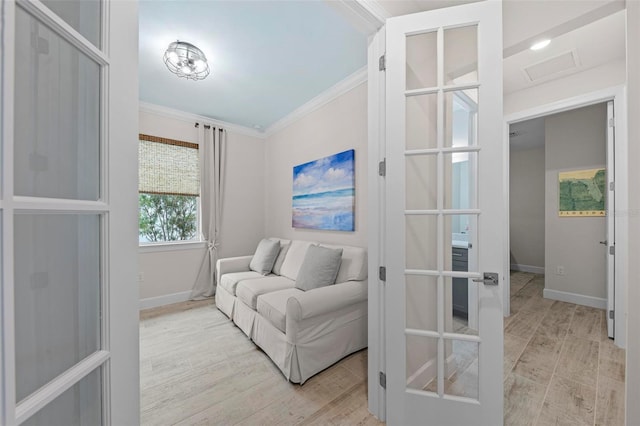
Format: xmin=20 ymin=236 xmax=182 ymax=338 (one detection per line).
xmin=379 ymin=54 xmax=386 ymax=71
xmin=609 ymin=117 xmax=615 ymax=128
xmin=609 ymin=310 xmax=615 ymax=320
xmin=379 ymin=266 xmax=386 ymax=281
xmin=610 ymin=245 xmax=615 ymax=255
xmin=378 ymin=158 xmax=386 ymax=177
xmin=610 ymin=182 xmax=615 ymax=191
xmin=379 ymin=371 xmax=387 ymax=389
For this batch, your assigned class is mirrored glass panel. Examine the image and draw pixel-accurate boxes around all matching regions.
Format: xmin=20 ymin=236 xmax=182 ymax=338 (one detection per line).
xmin=406 ymin=275 xmax=438 ymax=332
xmin=406 ymin=154 xmax=437 ymax=210
xmin=40 ymin=0 xmax=101 ymax=48
xmin=406 ymin=214 xmax=438 ymax=271
xmin=444 ymin=90 xmax=478 ymax=148
xmin=22 ymin=367 xmax=102 ymax=426
xmin=406 ymin=31 xmax=437 ymax=90
xmin=443 ymin=339 xmax=479 ymax=400
xmin=444 ymin=25 xmax=478 ymax=85
xmin=444 ymin=152 xmax=477 ymax=210
xmin=14 ymin=7 xmax=100 ymax=201
xmin=406 ymin=94 xmax=438 ymax=150
xmin=407 ymin=335 xmax=439 ymax=393
xmin=14 ymin=214 xmax=101 ymax=401
xmin=444 ymin=276 xmax=479 ymax=336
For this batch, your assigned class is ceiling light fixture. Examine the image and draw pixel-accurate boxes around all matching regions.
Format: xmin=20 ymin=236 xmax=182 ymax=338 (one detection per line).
xmin=163 ymin=40 xmax=210 ymax=81
xmin=530 ymin=39 xmax=551 ymax=51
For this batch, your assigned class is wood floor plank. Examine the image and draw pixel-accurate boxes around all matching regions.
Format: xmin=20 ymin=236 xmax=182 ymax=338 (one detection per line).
xmin=504 ymin=373 xmax=547 ymax=426
xmin=544 ymin=375 xmax=596 ymax=425
xmin=512 ymin=333 xmax=564 ymax=386
xmin=568 ymin=305 xmax=602 ymax=342
xmin=504 ymin=333 xmax=529 ymax=379
xmin=505 ymin=309 xmax=547 ymax=340
xmin=595 ymin=376 xmax=625 ymax=426
xmin=556 ymin=336 xmax=600 ymax=388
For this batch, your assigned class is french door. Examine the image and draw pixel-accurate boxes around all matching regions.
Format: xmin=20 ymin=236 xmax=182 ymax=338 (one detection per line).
xmin=1 ymin=1 xmax=139 ymax=425
xmin=384 ymin=1 xmax=505 ymax=424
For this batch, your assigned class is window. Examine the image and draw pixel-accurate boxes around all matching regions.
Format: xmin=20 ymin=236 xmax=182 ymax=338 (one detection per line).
xmin=138 ymin=134 xmax=200 ymax=243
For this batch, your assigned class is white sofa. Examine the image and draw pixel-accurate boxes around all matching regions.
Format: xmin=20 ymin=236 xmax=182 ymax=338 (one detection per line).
xmin=215 ymin=239 xmax=368 ymax=384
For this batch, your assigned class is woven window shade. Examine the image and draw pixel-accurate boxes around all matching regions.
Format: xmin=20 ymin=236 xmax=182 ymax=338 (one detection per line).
xmin=138 ymin=134 xmax=200 ymax=196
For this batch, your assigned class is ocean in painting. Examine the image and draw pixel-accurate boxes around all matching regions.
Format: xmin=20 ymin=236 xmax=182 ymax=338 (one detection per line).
xmin=292 ymin=150 xmax=355 ymax=231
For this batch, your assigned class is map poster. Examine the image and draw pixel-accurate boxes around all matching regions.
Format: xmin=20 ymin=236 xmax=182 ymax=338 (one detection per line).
xmin=558 ymin=168 xmax=606 ymax=217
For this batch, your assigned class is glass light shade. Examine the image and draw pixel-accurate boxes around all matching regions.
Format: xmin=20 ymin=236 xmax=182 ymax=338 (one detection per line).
xmin=163 ymin=40 xmax=210 ymax=81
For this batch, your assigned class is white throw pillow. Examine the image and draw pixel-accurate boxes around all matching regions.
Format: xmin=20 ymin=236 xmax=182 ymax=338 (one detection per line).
xmin=271 ymin=239 xmax=291 ymax=276
xmin=249 ymin=238 xmax=280 ymax=275
xmin=295 ymin=245 xmax=343 ymax=291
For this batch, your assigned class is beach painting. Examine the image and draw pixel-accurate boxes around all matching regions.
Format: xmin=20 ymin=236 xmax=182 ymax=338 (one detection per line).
xmin=292 ymin=150 xmax=355 ymax=231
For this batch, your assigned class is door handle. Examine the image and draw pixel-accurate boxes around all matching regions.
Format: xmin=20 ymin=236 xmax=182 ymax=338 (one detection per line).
xmin=599 ymin=240 xmax=608 ymax=245
xmin=472 ymin=272 xmax=499 ymax=286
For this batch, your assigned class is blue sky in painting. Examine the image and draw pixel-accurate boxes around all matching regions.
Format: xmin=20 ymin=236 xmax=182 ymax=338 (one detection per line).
xmin=293 ymin=150 xmax=354 ymax=197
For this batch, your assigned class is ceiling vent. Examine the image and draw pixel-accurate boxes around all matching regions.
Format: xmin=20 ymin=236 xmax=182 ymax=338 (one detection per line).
xmin=523 ymin=50 xmax=580 ymax=82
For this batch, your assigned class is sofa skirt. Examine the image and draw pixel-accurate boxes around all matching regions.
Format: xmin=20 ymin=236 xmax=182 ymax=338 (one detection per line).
xmin=252 ymin=301 xmax=368 ymax=384
xmin=233 ymin=299 xmax=257 ymax=338
xmin=215 ymin=286 xmax=235 ymax=319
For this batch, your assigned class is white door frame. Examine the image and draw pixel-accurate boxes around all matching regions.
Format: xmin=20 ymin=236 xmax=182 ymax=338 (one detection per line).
xmin=502 ymin=85 xmax=628 ymax=349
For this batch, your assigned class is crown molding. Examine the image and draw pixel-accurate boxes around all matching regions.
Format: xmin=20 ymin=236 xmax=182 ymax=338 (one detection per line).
xmin=325 ymin=0 xmax=387 ymax=35
xmin=264 ymin=66 xmax=368 ymax=138
xmin=138 ymin=102 xmax=267 ymax=139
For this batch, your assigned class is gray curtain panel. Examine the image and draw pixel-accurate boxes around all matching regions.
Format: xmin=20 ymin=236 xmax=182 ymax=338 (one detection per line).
xmin=190 ymin=126 xmax=227 ymax=300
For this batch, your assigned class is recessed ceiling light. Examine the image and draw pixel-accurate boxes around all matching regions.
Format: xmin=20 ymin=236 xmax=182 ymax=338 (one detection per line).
xmin=530 ymin=39 xmax=551 ymax=51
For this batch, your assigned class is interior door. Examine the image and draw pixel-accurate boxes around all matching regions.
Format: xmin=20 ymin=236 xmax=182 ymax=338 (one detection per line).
xmin=606 ymin=100 xmax=615 ymax=338
xmin=1 ymin=1 xmax=139 ymax=425
xmin=384 ymin=1 xmax=504 ymax=424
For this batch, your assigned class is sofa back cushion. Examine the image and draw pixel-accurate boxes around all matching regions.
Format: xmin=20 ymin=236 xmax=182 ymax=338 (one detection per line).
xmin=320 ymin=243 xmax=367 ymax=282
xmin=295 ymin=245 xmax=343 ymax=291
xmin=280 ymin=240 xmax=314 ymax=280
xmin=269 ymin=238 xmax=291 ymax=276
xmin=249 ymin=238 xmax=280 ymax=275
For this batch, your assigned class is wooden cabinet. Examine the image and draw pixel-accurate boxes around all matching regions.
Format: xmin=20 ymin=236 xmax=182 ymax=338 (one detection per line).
xmin=452 ymin=247 xmax=468 ymax=318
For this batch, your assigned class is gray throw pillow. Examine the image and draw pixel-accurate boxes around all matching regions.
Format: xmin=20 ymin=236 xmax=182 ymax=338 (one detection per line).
xmin=250 ymin=238 xmax=281 ymax=275
xmin=295 ymin=245 xmax=343 ymax=291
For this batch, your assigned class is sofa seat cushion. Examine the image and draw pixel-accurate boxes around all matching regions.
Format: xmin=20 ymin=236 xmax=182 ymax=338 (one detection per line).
xmin=256 ymin=288 xmax=304 ymax=332
xmin=219 ymin=271 xmax=266 ymax=296
xmin=236 ymin=276 xmax=295 ymax=310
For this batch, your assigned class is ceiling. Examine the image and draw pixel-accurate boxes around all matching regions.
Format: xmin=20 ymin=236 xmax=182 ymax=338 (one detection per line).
xmin=139 ymin=1 xmax=367 ymax=130
xmin=139 ymin=0 xmax=626 ymax=132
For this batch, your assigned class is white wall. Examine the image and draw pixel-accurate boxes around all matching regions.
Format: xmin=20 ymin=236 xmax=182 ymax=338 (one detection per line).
xmin=504 ymin=60 xmax=626 ymax=116
xmin=544 ymin=104 xmax=607 ymax=300
xmin=626 ymin=1 xmax=640 ymax=422
xmin=138 ymin=109 xmax=265 ymax=302
xmin=509 ymin=146 xmax=545 ymax=270
xmin=264 ymin=83 xmax=368 ymax=248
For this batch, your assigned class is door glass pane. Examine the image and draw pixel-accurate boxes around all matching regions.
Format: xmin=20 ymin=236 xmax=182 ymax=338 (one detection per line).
xmin=406 ymin=32 xmax=437 ymax=90
xmin=407 ymin=335 xmax=439 ymax=393
xmin=406 ymin=215 xmax=438 ymax=271
xmin=444 ymin=152 xmax=477 ymax=210
xmin=14 ymin=7 xmax=100 ymax=201
xmin=445 ymin=90 xmax=478 ymax=148
xmin=406 ymin=275 xmax=437 ymax=332
xmin=443 ymin=339 xmax=479 ymax=400
xmin=22 ymin=367 xmax=102 ymax=426
xmin=14 ymin=214 xmax=101 ymax=401
xmin=444 ymin=25 xmax=478 ymax=85
xmin=40 ymin=0 xmax=101 ymax=48
xmin=406 ymin=94 xmax=438 ymax=150
xmin=406 ymin=154 xmax=437 ymax=210
xmin=445 ymin=276 xmax=478 ymax=336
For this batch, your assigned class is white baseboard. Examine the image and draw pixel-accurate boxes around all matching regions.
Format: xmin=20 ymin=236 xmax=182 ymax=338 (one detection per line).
xmin=543 ymin=289 xmax=607 ymax=310
xmin=510 ymin=264 xmax=545 ymax=275
xmin=140 ymin=290 xmax=192 ymax=310
xmin=406 ymin=355 xmax=457 ymax=390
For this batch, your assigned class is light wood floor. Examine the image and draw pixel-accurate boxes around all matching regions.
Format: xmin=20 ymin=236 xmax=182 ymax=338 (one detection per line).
xmin=504 ymin=272 xmax=625 ymax=426
xmin=140 ymin=272 xmax=625 ymax=425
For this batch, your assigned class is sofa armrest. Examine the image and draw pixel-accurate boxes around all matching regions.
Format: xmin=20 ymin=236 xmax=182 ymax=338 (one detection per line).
xmin=216 ymin=255 xmax=253 ymax=284
xmin=286 ymin=280 xmax=368 ymax=322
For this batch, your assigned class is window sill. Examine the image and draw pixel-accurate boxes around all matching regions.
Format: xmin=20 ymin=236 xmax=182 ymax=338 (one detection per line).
xmin=138 ymin=241 xmax=207 ymax=253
